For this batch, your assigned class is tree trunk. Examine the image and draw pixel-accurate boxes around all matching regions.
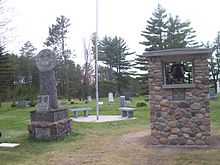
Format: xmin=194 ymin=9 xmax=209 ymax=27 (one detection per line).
xmin=65 ymin=59 xmax=70 ymax=100
xmin=109 ymin=65 xmax=113 ymax=81
xmin=214 ymin=80 xmax=218 ymax=94
xmin=117 ymin=73 xmax=121 ymax=95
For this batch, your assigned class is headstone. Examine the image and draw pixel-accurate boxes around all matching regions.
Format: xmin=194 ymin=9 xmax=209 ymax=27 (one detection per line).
xmin=120 ymin=96 xmax=126 ymax=107
xmin=98 ymin=101 xmax=104 ymax=105
xmin=29 ymin=49 xmax=71 ymax=140
xmin=87 ymin=96 xmax=92 ymax=102
xmin=208 ymin=88 xmax=217 ymax=99
xmin=217 ymin=81 xmax=220 ymax=94
xmin=108 ymin=92 xmax=114 ymax=103
xmin=124 ymin=91 xmax=133 ymax=101
xmin=16 ymin=100 xmax=31 ymax=108
xmin=0 ymin=143 xmax=20 ymax=148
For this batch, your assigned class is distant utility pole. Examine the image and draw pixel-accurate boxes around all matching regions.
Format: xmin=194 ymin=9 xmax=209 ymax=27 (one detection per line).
xmin=95 ymin=0 xmax=99 ymax=120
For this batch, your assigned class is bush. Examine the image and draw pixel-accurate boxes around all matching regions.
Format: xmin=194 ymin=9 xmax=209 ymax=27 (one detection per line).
xmin=136 ymin=102 xmax=147 ymax=107
xmin=144 ymin=96 xmax=149 ymax=102
xmin=11 ymin=102 xmax=16 ymax=107
xmin=30 ymin=100 xmax=37 ymax=107
xmin=99 ymin=80 xmax=117 ymax=98
xmin=70 ymin=101 xmax=75 ymax=104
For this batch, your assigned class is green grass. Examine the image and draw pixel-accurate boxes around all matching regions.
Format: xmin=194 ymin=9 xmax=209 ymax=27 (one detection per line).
xmin=210 ymin=96 xmax=220 ymax=126
xmin=67 ymin=96 xmax=149 ymax=137
xmin=0 ymin=96 xmax=149 ymax=165
xmin=0 ymin=96 xmax=220 ymax=165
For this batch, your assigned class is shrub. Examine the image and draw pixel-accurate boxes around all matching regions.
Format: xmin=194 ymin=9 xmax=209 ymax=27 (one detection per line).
xmin=70 ymin=101 xmax=75 ymax=104
xmin=136 ymin=102 xmax=147 ymax=107
xmin=11 ymin=102 xmax=16 ymax=107
xmin=30 ymin=100 xmax=37 ymax=107
xmin=144 ymin=96 xmax=149 ymax=102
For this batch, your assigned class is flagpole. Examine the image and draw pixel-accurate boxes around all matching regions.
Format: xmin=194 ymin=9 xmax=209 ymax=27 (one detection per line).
xmin=95 ymin=0 xmax=99 ymax=120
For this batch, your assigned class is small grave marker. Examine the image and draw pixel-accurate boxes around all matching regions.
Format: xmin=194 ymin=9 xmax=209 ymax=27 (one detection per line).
xmin=0 ymin=143 xmax=20 ymax=148
xmin=108 ymin=92 xmax=114 ymax=103
xmin=87 ymin=96 xmax=92 ymax=102
xmin=120 ymin=96 xmax=126 ymax=107
xmin=16 ymin=100 xmax=31 ymax=108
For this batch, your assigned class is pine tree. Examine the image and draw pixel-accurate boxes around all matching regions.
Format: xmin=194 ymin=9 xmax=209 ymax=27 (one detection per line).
xmin=68 ymin=62 xmax=82 ymax=99
xmin=165 ymin=15 xmax=199 ymax=49
xmin=113 ymin=37 xmax=134 ymax=93
xmin=20 ymin=41 xmax=37 ymax=58
xmin=18 ymin=41 xmax=37 ymax=84
xmin=137 ymin=5 xmax=168 ymax=95
xmin=99 ymin=36 xmax=134 ymax=94
xmin=81 ymin=40 xmax=94 ymax=99
xmin=99 ymin=36 xmax=116 ymax=81
xmin=44 ymin=15 xmax=71 ymax=60
xmin=140 ymin=4 xmax=168 ymax=51
xmin=14 ymin=41 xmax=38 ymax=100
xmin=140 ymin=4 xmax=199 ymax=51
xmin=45 ymin=15 xmax=72 ymax=98
xmin=136 ymin=4 xmax=199 ymax=95
xmin=0 ymin=46 xmax=14 ymax=105
xmin=134 ymin=54 xmax=149 ymax=95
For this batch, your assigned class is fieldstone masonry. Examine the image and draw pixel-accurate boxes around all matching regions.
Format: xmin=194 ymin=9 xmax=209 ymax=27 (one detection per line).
xmin=144 ymin=48 xmax=212 ymax=145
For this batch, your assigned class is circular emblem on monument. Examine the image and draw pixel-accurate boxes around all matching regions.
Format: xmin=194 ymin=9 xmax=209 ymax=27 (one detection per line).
xmin=36 ymin=49 xmax=56 ymax=72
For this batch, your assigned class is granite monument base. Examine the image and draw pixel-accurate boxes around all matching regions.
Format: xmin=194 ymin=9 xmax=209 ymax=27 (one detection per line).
xmin=28 ymin=109 xmax=72 ymax=140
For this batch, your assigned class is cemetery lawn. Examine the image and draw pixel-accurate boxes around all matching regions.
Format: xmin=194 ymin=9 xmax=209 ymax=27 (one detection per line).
xmin=0 ymin=96 xmax=220 ymax=165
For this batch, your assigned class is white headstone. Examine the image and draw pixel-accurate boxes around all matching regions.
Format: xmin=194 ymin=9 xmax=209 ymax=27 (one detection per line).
xmin=98 ymin=101 xmax=103 ymax=105
xmin=87 ymin=96 xmax=92 ymax=102
xmin=217 ymin=81 xmax=220 ymax=94
xmin=108 ymin=92 xmax=114 ymax=103
xmin=0 ymin=143 xmax=20 ymax=148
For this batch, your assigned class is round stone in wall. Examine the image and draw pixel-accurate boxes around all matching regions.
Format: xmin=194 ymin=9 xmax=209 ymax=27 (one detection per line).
xmin=36 ymin=49 xmax=56 ymax=72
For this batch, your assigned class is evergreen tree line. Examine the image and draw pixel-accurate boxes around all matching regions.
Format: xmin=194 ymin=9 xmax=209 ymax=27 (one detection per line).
xmin=1 ymin=4 xmax=220 ymax=104
xmin=0 ymin=41 xmax=84 ymax=103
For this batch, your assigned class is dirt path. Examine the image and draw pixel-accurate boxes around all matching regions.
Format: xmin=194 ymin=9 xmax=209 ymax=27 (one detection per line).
xmin=38 ymin=128 xmax=220 ymax=165
xmin=45 ymin=130 xmax=184 ymax=165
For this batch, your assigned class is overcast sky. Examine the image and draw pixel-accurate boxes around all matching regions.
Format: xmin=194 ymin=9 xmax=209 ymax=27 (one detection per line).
xmin=4 ymin=0 xmax=220 ymax=64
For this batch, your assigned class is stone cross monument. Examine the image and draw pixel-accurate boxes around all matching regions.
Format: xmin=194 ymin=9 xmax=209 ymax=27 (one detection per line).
xmin=28 ymin=49 xmax=72 ymax=140
xmin=36 ymin=49 xmax=58 ymax=110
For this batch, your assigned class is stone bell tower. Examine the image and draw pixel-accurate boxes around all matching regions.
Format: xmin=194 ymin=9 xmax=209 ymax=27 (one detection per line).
xmin=144 ymin=48 xmax=211 ymax=145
